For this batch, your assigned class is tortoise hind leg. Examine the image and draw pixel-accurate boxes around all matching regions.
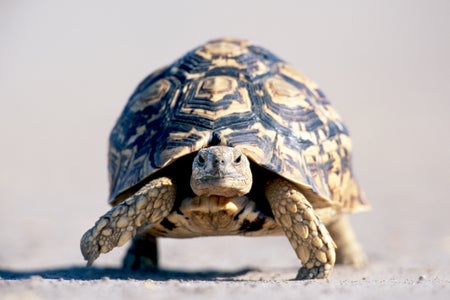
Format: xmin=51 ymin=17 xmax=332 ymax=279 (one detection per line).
xmin=265 ymin=178 xmax=336 ymax=280
xmin=123 ymin=232 xmax=158 ymax=271
xmin=327 ymin=215 xmax=367 ymax=268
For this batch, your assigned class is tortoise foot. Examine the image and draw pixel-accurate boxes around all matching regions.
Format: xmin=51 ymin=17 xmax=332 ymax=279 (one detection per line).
xmin=296 ymin=264 xmax=332 ymax=280
xmin=122 ymin=233 xmax=158 ymax=271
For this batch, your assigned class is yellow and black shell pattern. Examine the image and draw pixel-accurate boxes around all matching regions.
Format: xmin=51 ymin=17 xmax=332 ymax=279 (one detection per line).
xmin=108 ymin=38 xmax=368 ymax=212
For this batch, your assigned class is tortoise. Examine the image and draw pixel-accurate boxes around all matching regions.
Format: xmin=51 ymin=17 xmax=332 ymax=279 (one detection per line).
xmin=80 ymin=38 xmax=369 ymax=280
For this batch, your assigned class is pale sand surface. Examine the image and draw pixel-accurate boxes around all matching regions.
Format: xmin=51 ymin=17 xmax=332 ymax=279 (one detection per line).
xmin=1 ymin=1 xmax=449 ymax=299
xmin=1 ymin=268 xmax=449 ymax=300
xmin=1 ymin=262 xmax=449 ymax=299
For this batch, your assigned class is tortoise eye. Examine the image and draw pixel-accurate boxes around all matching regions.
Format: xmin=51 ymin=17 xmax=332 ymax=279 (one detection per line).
xmin=234 ymin=155 xmax=242 ymax=164
xmin=197 ymin=155 xmax=206 ymax=165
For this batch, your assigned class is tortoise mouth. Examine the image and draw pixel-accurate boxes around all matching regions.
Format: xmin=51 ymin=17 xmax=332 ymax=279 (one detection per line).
xmin=191 ymin=175 xmax=252 ymax=197
xmin=198 ymin=174 xmax=247 ymax=182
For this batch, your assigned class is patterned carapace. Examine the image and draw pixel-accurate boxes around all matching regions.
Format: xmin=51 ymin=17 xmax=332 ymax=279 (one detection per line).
xmin=108 ymin=38 xmax=367 ymax=212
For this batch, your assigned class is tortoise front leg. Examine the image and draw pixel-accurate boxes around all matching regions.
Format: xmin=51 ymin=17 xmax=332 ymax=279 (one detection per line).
xmin=80 ymin=177 xmax=176 ymax=266
xmin=265 ymin=178 xmax=336 ymax=280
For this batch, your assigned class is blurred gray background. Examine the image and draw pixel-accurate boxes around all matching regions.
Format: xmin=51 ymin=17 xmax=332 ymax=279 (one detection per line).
xmin=1 ymin=0 xmax=449 ymax=273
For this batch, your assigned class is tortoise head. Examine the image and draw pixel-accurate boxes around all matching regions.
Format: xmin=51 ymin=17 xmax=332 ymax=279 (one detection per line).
xmin=190 ymin=146 xmax=252 ymax=197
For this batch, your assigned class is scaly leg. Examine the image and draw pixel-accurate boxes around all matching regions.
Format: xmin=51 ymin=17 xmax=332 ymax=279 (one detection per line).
xmin=265 ymin=178 xmax=336 ymax=280
xmin=327 ymin=215 xmax=367 ymax=268
xmin=122 ymin=232 xmax=158 ymax=270
xmin=80 ymin=177 xmax=176 ymax=266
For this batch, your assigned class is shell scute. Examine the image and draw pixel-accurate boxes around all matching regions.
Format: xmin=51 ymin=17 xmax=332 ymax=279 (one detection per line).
xmin=108 ymin=38 xmax=368 ymax=212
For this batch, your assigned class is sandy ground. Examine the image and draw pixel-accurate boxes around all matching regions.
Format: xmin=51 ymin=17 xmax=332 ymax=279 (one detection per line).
xmin=1 ymin=0 xmax=449 ymax=299
xmin=1 ymin=264 xmax=449 ymax=300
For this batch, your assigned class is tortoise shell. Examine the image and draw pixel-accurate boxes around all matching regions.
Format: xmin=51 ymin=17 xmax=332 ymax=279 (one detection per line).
xmin=108 ymin=38 xmax=367 ymax=212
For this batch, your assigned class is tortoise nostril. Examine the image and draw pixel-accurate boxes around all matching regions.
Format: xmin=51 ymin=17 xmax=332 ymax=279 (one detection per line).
xmin=213 ymin=159 xmax=225 ymax=165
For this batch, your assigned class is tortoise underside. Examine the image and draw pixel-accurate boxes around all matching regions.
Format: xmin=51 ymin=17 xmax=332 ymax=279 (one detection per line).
xmin=144 ymin=189 xmax=340 ymax=238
